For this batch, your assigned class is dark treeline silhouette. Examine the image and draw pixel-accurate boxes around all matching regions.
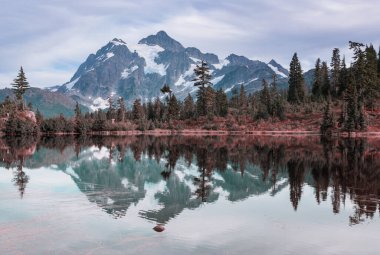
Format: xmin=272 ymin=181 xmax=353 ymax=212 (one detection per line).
xmin=0 ymin=135 xmax=379 ymax=225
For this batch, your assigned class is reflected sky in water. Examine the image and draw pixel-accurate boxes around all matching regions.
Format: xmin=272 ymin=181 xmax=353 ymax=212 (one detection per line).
xmin=0 ymin=135 xmax=379 ymax=255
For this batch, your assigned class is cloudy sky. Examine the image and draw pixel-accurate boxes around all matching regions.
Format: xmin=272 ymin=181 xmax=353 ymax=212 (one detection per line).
xmin=0 ymin=0 xmax=379 ymax=88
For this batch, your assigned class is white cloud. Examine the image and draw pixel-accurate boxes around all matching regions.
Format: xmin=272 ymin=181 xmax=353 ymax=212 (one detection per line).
xmin=0 ymin=0 xmax=379 ymax=88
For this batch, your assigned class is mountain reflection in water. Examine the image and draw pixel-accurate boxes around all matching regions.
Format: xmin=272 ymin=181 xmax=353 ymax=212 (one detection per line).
xmin=1 ymin=135 xmax=379 ymax=226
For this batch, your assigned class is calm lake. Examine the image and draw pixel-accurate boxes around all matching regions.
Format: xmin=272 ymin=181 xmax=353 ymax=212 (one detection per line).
xmin=0 ymin=135 xmax=379 ymax=255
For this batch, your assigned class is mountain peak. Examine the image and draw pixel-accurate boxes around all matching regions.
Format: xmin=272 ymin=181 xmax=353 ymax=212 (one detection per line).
xmin=226 ymin=54 xmax=252 ymax=66
xmin=111 ymin=38 xmax=127 ymax=46
xmin=267 ymin=59 xmax=289 ymax=76
xmin=268 ymin=59 xmax=279 ymax=66
xmin=138 ymin=31 xmax=184 ymax=52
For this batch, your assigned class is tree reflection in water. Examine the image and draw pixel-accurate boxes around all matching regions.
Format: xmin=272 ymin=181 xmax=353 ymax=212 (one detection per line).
xmin=0 ymin=135 xmax=379 ymax=225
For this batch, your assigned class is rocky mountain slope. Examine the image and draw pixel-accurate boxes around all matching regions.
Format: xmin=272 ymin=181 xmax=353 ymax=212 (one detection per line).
xmin=54 ymin=31 xmax=290 ymax=109
xmin=0 ymin=88 xmax=88 ymax=117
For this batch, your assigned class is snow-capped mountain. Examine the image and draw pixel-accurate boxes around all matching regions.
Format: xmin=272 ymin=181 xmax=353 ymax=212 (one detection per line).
xmin=56 ymin=31 xmax=289 ymax=109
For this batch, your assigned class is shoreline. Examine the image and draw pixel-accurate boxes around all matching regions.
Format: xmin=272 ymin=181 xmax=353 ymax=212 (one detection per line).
xmin=3 ymin=129 xmax=380 ymax=137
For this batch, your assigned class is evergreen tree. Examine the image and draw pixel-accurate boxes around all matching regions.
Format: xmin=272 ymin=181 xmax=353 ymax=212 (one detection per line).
xmin=11 ymin=66 xmax=30 ymax=110
xmin=330 ymin=48 xmax=341 ymax=96
xmin=215 ymin=89 xmax=228 ymax=117
xmin=255 ymin=79 xmax=271 ymax=120
xmin=321 ymin=61 xmax=330 ymax=98
xmin=35 ymin=108 xmax=43 ymax=126
xmin=287 ymin=53 xmax=305 ymax=104
xmin=92 ymin=110 xmax=106 ymax=131
xmin=167 ymin=94 xmax=180 ymax=120
xmin=260 ymin=79 xmax=271 ymax=113
xmin=106 ymin=96 xmax=116 ymax=120
xmin=183 ymin=94 xmax=195 ymax=119
xmin=239 ymin=85 xmax=248 ymax=114
xmin=338 ymin=57 xmax=348 ymax=96
xmin=312 ymin=58 xmax=323 ymax=101
xmin=147 ymin=101 xmax=155 ymax=121
xmin=344 ymin=73 xmax=358 ymax=132
xmin=204 ymin=86 xmax=216 ymax=119
xmin=116 ymin=97 xmax=126 ymax=122
xmin=153 ymin=97 xmax=162 ymax=121
xmin=320 ymin=96 xmax=334 ymax=136
xmin=364 ymin=44 xmax=378 ymax=109
xmin=270 ymin=74 xmax=285 ymax=120
xmin=349 ymin=41 xmax=366 ymax=100
xmin=132 ymin=99 xmax=143 ymax=120
xmin=193 ymin=60 xmax=212 ymax=116
xmin=74 ymin=101 xmax=81 ymax=120
xmin=230 ymin=87 xmax=239 ymax=109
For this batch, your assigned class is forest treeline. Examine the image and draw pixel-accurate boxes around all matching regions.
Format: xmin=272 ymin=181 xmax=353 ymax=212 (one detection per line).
xmin=1 ymin=41 xmax=379 ymax=136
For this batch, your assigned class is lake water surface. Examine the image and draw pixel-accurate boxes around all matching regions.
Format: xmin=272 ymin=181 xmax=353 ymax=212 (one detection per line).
xmin=0 ymin=135 xmax=379 ymax=255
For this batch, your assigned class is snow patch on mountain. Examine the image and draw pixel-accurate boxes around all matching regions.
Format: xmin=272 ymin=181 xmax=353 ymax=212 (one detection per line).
xmin=90 ymin=97 xmax=109 ymax=111
xmin=175 ymin=75 xmax=186 ymax=86
xmin=184 ymin=64 xmax=196 ymax=77
xmin=246 ymin=77 xmax=259 ymax=84
xmin=131 ymin=44 xmax=166 ymax=76
xmin=211 ymin=75 xmax=225 ymax=85
xmin=65 ymin=77 xmax=79 ymax=90
xmin=213 ymin=59 xmax=230 ymax=69
xmin=105 ymin=52 xmax=114 ymax=61
xmin=224 ymin=85 xmax=236 ymax=93
xmin=190 ymin=57 xmax=201 ymax=63
xmin=121 ymin=65 xmax=138 ymax=79
xmin=268 ymin=63 xmax=287 ymax=78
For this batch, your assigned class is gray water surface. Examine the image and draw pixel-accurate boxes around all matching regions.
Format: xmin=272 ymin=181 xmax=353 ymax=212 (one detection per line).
xmin=0 ymin=135 xmax=379 ymax=255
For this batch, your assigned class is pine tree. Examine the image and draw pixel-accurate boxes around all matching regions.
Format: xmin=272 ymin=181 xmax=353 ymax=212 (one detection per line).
xmin=147 ymin=101 xmax=155 ymax=120
xmin=106 ymin=96 xmax=116 ymax=120
xmin=74 ymin=101 xmax=81 ymax=120
xmin=116 ymin=97 xmax=126 ymax=122
xmin=261 ymin=79 xmax=271 ymax=112
xmin=239 ymin=85 xmax=248 ymax=114
xmin=204 ymin=86 xmax=216 ymax=120
xmin=320 ymin=96 xmax=334 ymax=136
xmin=132 ymin=99 xmax=143 ymax=120
xmin=364 ymin=44 xmax=378 ymax=109
xmin=73 ymin=101 xmax=87 ymax=134
xmin=215 ymin=89 xmax=228 ymax=117
xmin=344 ymin=73 xmax=358 ymax=132
xmin=330 ymin=48 xmax=341 ymax=96
xmin=167 ymin=94 xmax=180 ymax=120
xmin=35 ymin=108 xmax=43 ymax=126
xmin=312 ymin=58 xmax=323 ymax=101
xmin=153 ymin=97 xmax=162 ymax=121
xmin=11 ymin=66 xmax=30 ymax=110
xmin=183 ymin=94 xmax=195 ymax=119
xmin=193 ymin=60 xmax=212 ymax=116
xmin=349 ymin=41 xmax=366 ymax=100
xmin=338 ymin=57 xmax=348 ymax=96
xmin=321 ymin=61 xmax=330 ymax=98
xmin=287 ymin=53 xmax=305 ymax=104
xmin=230 ymin=87 xmax=239 ymax=109
xmin=270 ymin=74 xmax=285 ymax=119
xmin=92 ymin=110 xmax=106 ymax=131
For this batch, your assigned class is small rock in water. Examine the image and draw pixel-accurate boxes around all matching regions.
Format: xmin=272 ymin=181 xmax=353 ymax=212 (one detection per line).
xmin=153 ymin=224 xmax=165 ymax=232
